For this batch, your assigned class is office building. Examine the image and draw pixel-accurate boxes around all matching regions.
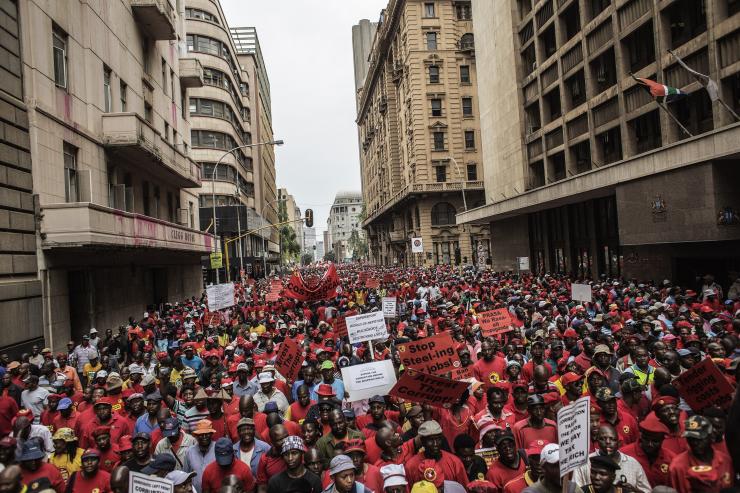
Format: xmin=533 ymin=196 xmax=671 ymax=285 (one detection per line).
xmin=21 ymin=0 xmax=212 ymax=347
xmin=303 ymin=226 xmax=317 ymax=259
xmin=356 ymin=0 xmax=490 ymax=266
xmin=316 ymin=240 xmax=325 ymax=261
xmin=328 ymin=191 xmax=364 ymax=262
xmin=458 ymin=0 xmax=740 ymax=284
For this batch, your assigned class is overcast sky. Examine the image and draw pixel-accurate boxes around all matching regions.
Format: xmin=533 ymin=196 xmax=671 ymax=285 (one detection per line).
xmin=220 ymin=0 xmax=388 ymax=236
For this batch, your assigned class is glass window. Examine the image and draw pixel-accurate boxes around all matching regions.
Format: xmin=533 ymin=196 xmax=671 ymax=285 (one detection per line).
xmin=426 ymin=32 xmax=438 ymax=50
xmin=103 ymin=66 xmax=112 ymax=112
xmin=467 ymin=164 xmax=477 ymax=181
xmin=460 ymin=65 xmax=470 ymax=83
xmin=431 ymin=98 xmax=442 ymax=117
xmin=63 ymin=143 xmax=78 ymax=202
xmin=424 ymin=2 xmax=435 ymax=17
xmin=462 ymin=97 xmax=473 ymax=116
xmin=429 ymin=65 xmax=440 ymax=83
xmin=433 ymin=131 xmax=445 ymax=150
xmin=53 ymin=27 xmax=68 ymax=89
xmin=120 ymin=80 xmax=127 ymax=111
xmin=464 ymin=130 xmax=475 ymax=149
xmin=435 ymin=166 xmax=446 ymax=182
xmin=431 ymin=202 xmax=457 ymax=226
xmin=456 ymin=3 xmax=472 ymax=20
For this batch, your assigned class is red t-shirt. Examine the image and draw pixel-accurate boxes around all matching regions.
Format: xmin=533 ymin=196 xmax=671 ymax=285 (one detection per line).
xmin=256 ymin=452 xmax=286 ymax=485
xmin=71 ymin=469 xmax=112 ymax=493
xmin=202 ymin=460 xmax=254 ymax=493
xmin=486 ymin=456 xmax=526 ymax=491
xmin=473 ymin=357 xmax=507 ymax=385
xmin=511 ymin=418 xmax=558 ymax=450
xmin=21 ymin=463 xmax=65 ymax=493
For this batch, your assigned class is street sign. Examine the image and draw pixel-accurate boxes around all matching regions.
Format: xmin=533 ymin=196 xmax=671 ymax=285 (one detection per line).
xmin=411 ymin=237 xmax=424 ymax=253
xmin=210 ymin=252 xmax=223 ymax=269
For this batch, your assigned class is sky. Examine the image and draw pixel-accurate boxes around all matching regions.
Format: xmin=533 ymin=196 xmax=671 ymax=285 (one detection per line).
xmin=221 ymin=0 xmax=389 ymax=236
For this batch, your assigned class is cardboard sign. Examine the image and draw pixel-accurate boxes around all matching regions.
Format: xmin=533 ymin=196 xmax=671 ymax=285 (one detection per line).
xmin=341 ymin=360 xmax=397 ymax=402
xmin=383 ymin=273 xmax=396 ymax=282
xmin=206 ymin=283 xmax=235 ymax=311
xmin=390 ymin=368 xmax=469 ymax=408
xmin=517 ymin=257 xmax=530 ymax=271
xmin=382 ymin=297 xmax=397 ymax=318
xmin=346 ymin=311 xmax=389 ymax=344
xmin=202 ymin=311 xmax=223 ymax=327
xmin=558 ymin=396 xmax=590 ymax=477
xmin=411 ymin=237 xmax=424 ymax=253
xmin=265 ymin=293 xmax=280 ymax=302
xmin=477 ymin=309 xmax=512 ymax=337
xmin=275 ymin=338 xmax=304 ymax=382
xmin=365 ymin=278 xmax=380 ymax=289
xmin=334 ymin=316 xmax=348 ymax=339
xmin=571 ymin=283 xmax=592 ymax=303
xmin=358 ymin=272 xmax=369 ymax=283
xmin=475 ymin=447 xmax=499 ymax=468
xmin=396 ymin=332 xmax=471 ymax=380
xmin=674 ymin=358 xmax=735 ymax=411
xmin=129 ymin=471 xmax=174 ymax=493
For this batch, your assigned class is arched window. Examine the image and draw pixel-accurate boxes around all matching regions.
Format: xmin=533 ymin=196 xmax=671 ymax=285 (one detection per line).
xmin=459 ymin=33 xmax=474 ymax=50
xmin=431 ymin=202 xmax=457 ymax=226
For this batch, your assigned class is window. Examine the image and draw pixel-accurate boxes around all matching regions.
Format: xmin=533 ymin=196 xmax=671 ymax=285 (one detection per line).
xmin=459 ymin=33 xmax=474 ymax=50
xmin=456 ymin=3 xmax=472 ymax=20
xmin=464 ymin=130 xmax=475 ymax=149
xmin=424 ymin=2 xmax=436 ymax=17
xmin=435 ymin=165 xmax=447 ymax=182
xmin=185 ymin=7 xmax=219 ymax=23
xmin=53 ymin=27 xmax=68 ymax=89
xmin=161 ymin=58 xmax=168 ymax=95
xmin=153 ymin=186 xmax=160 ymax=219
xmin=431 ymin=202 xmax=457 ymax=226
xmin=462 ymin=97 xmax=473 ymax=116
xmin=433 ymin=131 xmax=445 ymax=150
xmin=426 ymin=32 xmax=438 ymax=50
xmin=144 ymin=103 xmax=153 ymax=123
xmin=467 ymin=164 xmax=477 ymax=180
xmin=429 ymin=65 xmax=440 ymax=83
xmin=142 ymin=38 xmax=150 ymax=74
xmin=170 ymin=69 xmax=175 ymax=102
xmin=120 ymin=80 xmax=127 ymax=111
xmin=63 ymin=143 xmax=78 ymax=202
xmin=164 ymin=122 xmax=170 ymax=143
xmin=431 ymin=98 xmax=442 ymax=117
xmin=103 ymin=66 xmax=112 ymax=112
xmin=460 ymin=65 xmax=470 ymax=83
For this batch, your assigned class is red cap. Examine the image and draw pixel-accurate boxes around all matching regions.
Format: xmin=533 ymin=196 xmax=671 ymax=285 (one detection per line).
xmin=511 ymin=379 xmax=528 ymax=390
xmin=651 ymin=395 xmax=679 ymax=410
xmin=316 ymin=384 xmax=336 ymax=397
xmin=700 ymin=306 xmax=713 ymax=313
xmin=675 ymin=321 xmax=692 ymax=329
xmin=563 ymin=328 xmax=578 ymax=338
xmin=561 ymin=372 xmax=583 ymax=386
xmin=639 ymin=412 xmax=670 ymax=434
xmin=92 ymin=426 xmax=112 ymax=438
xmin=117 ymin=435 xmax=133 ymax=452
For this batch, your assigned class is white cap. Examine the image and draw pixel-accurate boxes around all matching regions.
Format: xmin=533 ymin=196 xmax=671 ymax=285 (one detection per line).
xmin=540 ymin=443 xmax=560 ymax=464
xmin=257 ymin=372 xmax=274 ymax=384
xmin=90 ymin=328 xmax=98 ymax=334
xmin=380 ymin=464 xmax=407 ymax=488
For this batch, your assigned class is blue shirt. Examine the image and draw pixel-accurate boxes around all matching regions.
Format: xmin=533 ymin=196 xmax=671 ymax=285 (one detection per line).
xmin=181 ymin=355 xmax=204 ymax=373
xmin=185 ymin=442 xmax=215 ymax=493
xmin=134 ymin=413 xmax=159 ymax=435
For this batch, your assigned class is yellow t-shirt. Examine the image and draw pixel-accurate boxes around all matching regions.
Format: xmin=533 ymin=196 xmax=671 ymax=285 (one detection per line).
xmin=51 ymin=448 xmax=83 ymax=482
xmin=82 ymin=362 xmax=102 ymax=383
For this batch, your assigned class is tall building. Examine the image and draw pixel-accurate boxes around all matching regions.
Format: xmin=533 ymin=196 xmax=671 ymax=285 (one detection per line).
xmin=316 ymin=240 xmax=325 ymax=261
xmin=21 ymin=0 xmax=212 ymax=347
xmin=278 ymin=188 xmax=303 ymax=257
xmin=303 ymin=226 xmax=317 ymax=259
xmin=460 ymin=0 xmax=740 ymax=284
xmin=0 ymin=0 xmax=42 ymax=352
xmin=231 ymin=26 xmax=280 ymax=266
xmin=356 ymin=0 xmax=490 ymax=267
xmin=323 ymin=230 xmax=332 ymax=257
xmin=352 ymin=19 xmax=379 ymax=99
xmin=328 ymin=191 xmax=364 ymax=262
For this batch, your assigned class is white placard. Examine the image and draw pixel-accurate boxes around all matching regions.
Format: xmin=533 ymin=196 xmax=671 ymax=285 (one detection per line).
xmin=382 ymin=297 xmax=397 ymax=318
xmin=517 ymin=256 xmax=530 ymax=271
xmin=571 ymin=283 xmax=592 ymax=303
xmin=346 ymin=310 xmax=389 ymax=344
xmin=206 ymin=282 xmax=235 ymax=311
xmin=558 ymin=396 xmax=590 ymax=477
xmin=341 ymin=360 xmax=397 ymax=402
xmin=411 ymin=237 xmax=424 ymax=253
xmin=129 ymin=471 xmax=174 ymax=493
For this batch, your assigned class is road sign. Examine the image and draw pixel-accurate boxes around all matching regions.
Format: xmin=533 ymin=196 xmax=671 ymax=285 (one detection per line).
xmin=210 ymin=252 xmax=223 ymax=269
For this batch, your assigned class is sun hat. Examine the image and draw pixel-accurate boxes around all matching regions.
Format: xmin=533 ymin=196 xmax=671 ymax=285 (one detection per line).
xmin=329 ymin=454 xmax=355 ymax=476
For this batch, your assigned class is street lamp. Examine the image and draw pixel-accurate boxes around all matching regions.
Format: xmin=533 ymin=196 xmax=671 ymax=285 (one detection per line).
xmin=447 ymin=156 xmax=468 ymax=211
xmin=211 ymin=140 xmax=284 ymax=284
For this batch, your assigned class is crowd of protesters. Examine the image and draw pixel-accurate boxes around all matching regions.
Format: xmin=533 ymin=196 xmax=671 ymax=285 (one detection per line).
xmin=0 ymin=264 xmax=738 ymax=493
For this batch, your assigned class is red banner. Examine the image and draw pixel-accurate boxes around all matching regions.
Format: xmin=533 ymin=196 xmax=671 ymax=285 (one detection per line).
xmin=383 ymin=273 xmax=396 ymax=282
xmin=365 ymin=278 xmax=380 ymax=289
xmin=203 ymin=312 xmax=223 ymax=327
xmin=390 ymin=368 xmax=469 ymax=408
xmin=283 ymin=264 xmax=341 ymax=302
xmin=675 ymin=358 xmax=735 ymax=411
xmin=396 ymin=332 xmax=471 ymax=380
xmin=275 ymin=338 xmax=304 ymax=382
xmin=478 ymin=309 xmax=513 ymax=337
xmin=334 ymin=316 xmax=348 ymax=339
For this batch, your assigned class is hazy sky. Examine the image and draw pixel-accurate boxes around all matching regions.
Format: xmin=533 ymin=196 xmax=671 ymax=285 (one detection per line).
xmin=221 ymin=0 xmax=389 ymax=235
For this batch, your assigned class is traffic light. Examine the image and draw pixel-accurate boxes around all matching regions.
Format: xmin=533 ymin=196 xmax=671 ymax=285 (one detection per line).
xmin=305 ymin=209 xmax=313 ymax=227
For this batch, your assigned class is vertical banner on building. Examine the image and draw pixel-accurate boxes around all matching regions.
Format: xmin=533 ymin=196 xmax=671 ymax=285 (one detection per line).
xmin=206 ymin=283 xmax=235 ymax=311
xmin=411 ymin=237 xmax=424 ymax=253
xmin=558 ymin=396 xmax=590 ymax=477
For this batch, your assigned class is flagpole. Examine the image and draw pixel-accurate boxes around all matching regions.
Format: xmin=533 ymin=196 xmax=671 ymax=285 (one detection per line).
xmin=630 ymin=73 xmax=693 ymax=138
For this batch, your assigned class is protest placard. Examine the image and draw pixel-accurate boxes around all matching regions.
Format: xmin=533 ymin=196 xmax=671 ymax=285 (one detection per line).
xmin=334 ymin=316 xmax=348 ymax=339
xmin=477 ymin=309 xmax=513 ymax=337
xmin=202 ymin=311 xmax=223 ymax=327
xmin=558 ymin=396 xmax=590 ymax=477
xmin=129 ymin=471 xmax=174 ymax=493
xmin=389 ymin=368 xmax=469 ymax=408
xmin=571 ymin=283 xmax=592 ymax=303
xmin=275 ymin=338 xmax=304 ymax=382
xmin=365 ymin=278 xmax=380 ymax=289
xmin=206 ymin=282 xmax=235 ymax=311
xmin=341 ymin=360 xmax=397 ymax=402
xmin=358 ymin=271 xmax=369 ymax=283
xmin=675 ymin=358 xmax=735 ymax=411
xmin=396 ymin=332 xmax=471 ymax=380
xmin=475 ymin=447 xmax=499 ymax=468
xmin=383 ymin=273 xmax=396 ymax=282
xmin=346 ymin=311 xmax=389 ymax=344
xmin=382 ymin=297 xmax=397 ymax=318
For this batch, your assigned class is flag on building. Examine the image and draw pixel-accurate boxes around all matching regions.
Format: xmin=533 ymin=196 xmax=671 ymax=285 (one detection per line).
xmin=669 ymin=50 xmax=720 ymax=102
xmin=633 ymin=76 xmax=685 ymax=103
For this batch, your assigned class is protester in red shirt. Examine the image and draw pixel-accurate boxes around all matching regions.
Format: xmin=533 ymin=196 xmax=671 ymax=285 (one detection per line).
xmin=511 ymin=394 xmax=558 ymax=449
xmin=68 ymin=448 xmax=111 ymax=493
xmin=255 ymin=424 xmax=289 ymax=488
xmin=620 ymin=413 xmax=676 ymax=488
xmin=18 ymin=440 xmax=65 ymax=493
xmin=404 ymin=420 xmax=467 ymax=486
xmin=472 ymin=340 xmax=507 ymax=385
xmin=201 ymin=437 xmax=254 ymax=493
xmin=596 ymin=387 xmax=638 ymax=445
xmin=485 ymin=429 xmax=526 ymax=490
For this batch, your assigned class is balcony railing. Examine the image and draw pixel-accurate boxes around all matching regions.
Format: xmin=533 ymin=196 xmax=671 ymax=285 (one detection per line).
xmin=101 ymin=112 xmax=200 ymax=188
xmin=179 ymin=58 xmax=204 ymax=88
xmin=40 ymin=202 xmax=214 ymax=254
xmin=130 ymin=0 xmax=176 ymax=40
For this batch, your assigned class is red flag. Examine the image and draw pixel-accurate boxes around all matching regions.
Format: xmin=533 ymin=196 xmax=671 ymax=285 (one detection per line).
xmin=283 ymin=263 xmax=341 ymax=302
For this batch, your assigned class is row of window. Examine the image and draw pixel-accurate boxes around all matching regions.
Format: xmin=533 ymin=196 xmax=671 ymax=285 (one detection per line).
xmin=423 ymin=2 xmax=472 ymax=20
xmin=431 ymin=130 xmax=476 ymax=151
xmin=425 ymin=32 xmax=474 ymax=51
xmin=191 ymin=130 xmax=252 ymax=168
xmin=189 ymin=98 xmax=250 ymax=142
xmin=429 ymin=65 xmax=471 ymax=84
xmin=434 ymin=163 xmax=477 ymax=183
xmin=200 ymin=163 xmax=254 ymax=196
xmin=430 ymin=97 xmax=474 ymax=117
xmin=186 ymin=34 xmax=241 ymax=79
xmin=185 ymin=7 xmax=219 ymax=24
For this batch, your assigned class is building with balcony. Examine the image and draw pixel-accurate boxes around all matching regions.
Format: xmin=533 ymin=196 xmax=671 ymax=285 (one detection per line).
xmin=19 ymin=0 xmax=212 ymax=348
xmin=184 ymin=2 xmax=278 ymax=280
xmin=328 ymin=191 xmax=364 ymax=262
xmin=458 ymin=0 xmax=740 ymax=287
xmin=356 ymin=0 xmax=490 ymax=266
